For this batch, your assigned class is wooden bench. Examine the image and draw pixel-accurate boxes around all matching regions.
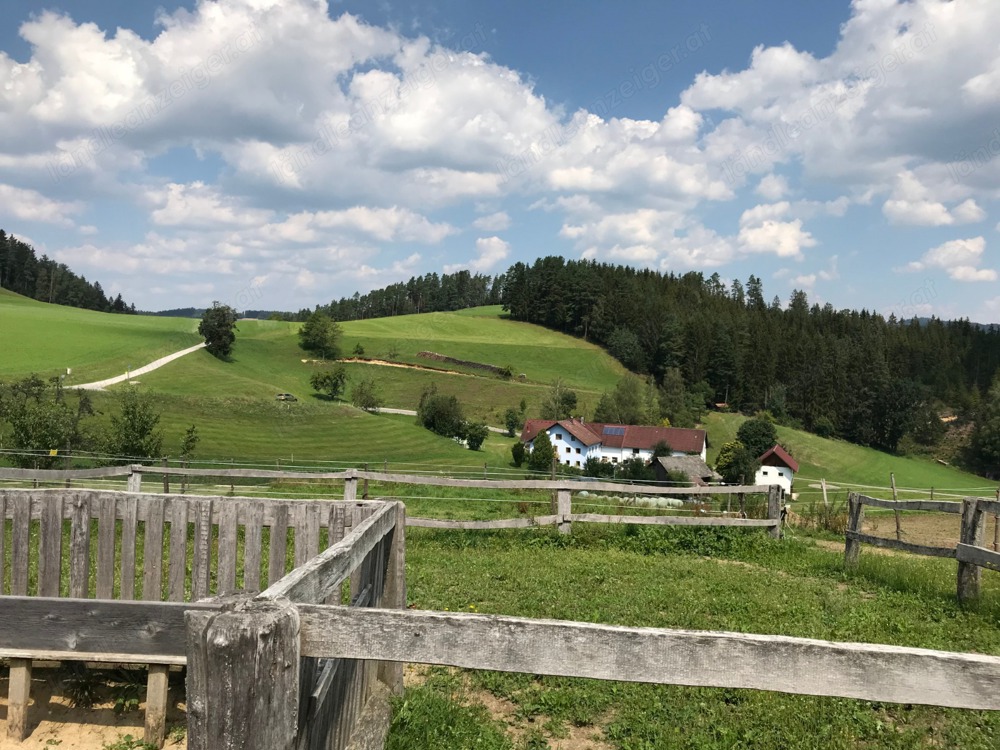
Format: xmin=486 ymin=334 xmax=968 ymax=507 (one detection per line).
xmin=0 ymin=488 xmax=377 ymax=747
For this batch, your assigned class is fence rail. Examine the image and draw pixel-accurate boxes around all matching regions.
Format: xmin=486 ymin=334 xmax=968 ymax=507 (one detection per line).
xmin=845 ymin=492 xmax=1000 ymax=603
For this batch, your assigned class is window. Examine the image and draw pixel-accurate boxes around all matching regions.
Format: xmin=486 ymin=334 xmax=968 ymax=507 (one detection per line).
xmin=554 ymin=433 xmax=562 ymax=441
xmin=762 ymin=470 xmax=769 ymax=476
xmin=632 ymin=448 xmax=639 ymax=455
xmin=565 ymin=447 xmax=571 ymax=453
xmin=612 ymin=457 xmax=618 ymax=464
xmin=575 ymin=461 xmax=581 ymax=467
xmin=576 ymin=448 xmax=581 ymax=454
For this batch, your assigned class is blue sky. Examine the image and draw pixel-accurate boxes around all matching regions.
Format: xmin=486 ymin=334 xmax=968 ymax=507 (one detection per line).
xmin=0 ymin=0 xmax=997 ymax=320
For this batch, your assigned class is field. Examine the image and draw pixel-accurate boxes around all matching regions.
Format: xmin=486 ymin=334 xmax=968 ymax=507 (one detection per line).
xmin=705 ymin=412 xmax=993 ymax=501
xmin=0 ymin=288 xmax=200 ymax=382
xmin=390 ymin=524 xmax=1000 ymax=750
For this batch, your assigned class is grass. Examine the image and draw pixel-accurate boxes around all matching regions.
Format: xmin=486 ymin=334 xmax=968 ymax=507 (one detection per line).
xmin=0 ymin=288 xmax=200 ymax=382
xmin=391 ymin=526 xmax=1000 ymax=749
xmin=705 ymin=412 xmax=994 ymax=498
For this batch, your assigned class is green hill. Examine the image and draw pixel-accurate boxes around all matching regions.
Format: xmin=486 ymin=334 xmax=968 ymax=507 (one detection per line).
xmin=705 ymin=412 xmax=993 ymax=501
xmin=0 ymin=288 xmax=200 ymax=382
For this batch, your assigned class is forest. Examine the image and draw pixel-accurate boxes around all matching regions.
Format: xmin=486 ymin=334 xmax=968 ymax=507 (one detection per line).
xmin=0 ymin=229 xmax=134 ymax=313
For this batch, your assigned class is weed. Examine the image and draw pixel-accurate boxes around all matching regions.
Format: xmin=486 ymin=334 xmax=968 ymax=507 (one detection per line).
xmin=167 ymin=724 xmax=187 ymax=744
xmin=110 ymin=669 xmax=145 ymax=715
xmin=61 ymin=662 xmax=101 ymax=708
xmin=101 ymin=736 xmax=157 ymax=750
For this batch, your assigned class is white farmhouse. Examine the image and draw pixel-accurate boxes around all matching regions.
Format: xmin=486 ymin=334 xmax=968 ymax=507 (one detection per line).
xmin=754 ymin=444 xmax=799 ymax=495
xmin=520 ymin=418 xmax=708 ymax=469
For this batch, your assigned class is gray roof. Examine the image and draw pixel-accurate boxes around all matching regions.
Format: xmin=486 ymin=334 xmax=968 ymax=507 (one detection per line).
xmin=655 ymin=456 xmax=722 ymax=485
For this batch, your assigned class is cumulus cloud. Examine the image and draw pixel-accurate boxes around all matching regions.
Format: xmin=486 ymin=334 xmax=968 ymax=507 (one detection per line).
xmin=903 ymin=237 xmax=997 ymax=281
xmin=756 ymin=174 xmax=789 ymax=200
xmin=0 ymin=184 xmax=82 ymax=226
xmin=444 ymin=236 xmax=510 ymax=273
xmin=471 ymin=211 xmax=511 ymax=231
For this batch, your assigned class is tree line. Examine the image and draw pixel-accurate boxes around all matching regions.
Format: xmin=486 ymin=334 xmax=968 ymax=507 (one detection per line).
xmin=0 ymin=230 xmax=135 ymax=313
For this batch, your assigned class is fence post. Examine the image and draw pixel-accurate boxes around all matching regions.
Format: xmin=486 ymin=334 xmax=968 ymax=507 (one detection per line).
xmin=344 ymin=469 xmax=358 ymax=501
xmin=767 ymin=485 xmax=782 ymax=539
xmin=844 ymin=492 xmax=865 ymax=567
xmin=162 ymin=457 xmax=169 ymax=493
xmin=556 ymin=489 xmax=572 ymax=535
xmin=127 ymin=464 xmax=142 ymax=493
xmin=186 ymin=596 xmax=300 ymax=750
xmin=957 ymin=497 xmax=985 ymax=606
xmin=378 ymin=502 xmax=407 ymax=694
xmin=891 ymin=472 xmax=902 ymax=542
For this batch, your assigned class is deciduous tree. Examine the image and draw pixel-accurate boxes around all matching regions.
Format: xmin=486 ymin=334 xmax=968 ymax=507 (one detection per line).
xmin=198 ymin=302 xmax=238 ymax=358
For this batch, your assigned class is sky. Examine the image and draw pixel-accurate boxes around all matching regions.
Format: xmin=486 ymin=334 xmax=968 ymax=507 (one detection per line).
xmin=0 ymin=0 xmax=998 ymax=320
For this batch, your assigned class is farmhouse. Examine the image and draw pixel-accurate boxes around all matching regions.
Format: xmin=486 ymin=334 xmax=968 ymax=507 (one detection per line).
xmin=754 ymin=444 xmax=799 ymax=495
xmin=520 ymin=418 xmax=707 ymax=468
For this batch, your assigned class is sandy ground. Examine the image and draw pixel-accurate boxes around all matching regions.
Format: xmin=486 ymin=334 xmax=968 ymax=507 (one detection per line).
xmin=0 ymin=670 xmax=186 ymax=750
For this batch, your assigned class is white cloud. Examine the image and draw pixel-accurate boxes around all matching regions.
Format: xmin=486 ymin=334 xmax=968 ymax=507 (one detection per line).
xmin=149 ymin=182 xmax=273 ymax=228
xmin=444 ymin=236 xmax=510 ymax=273
xmin=756 ymin=174 xmax=789 ymax=200
xmin=471 ymin=211 xmax=511 ymax=232
xmin=0 ymin=184 xmax=82 ymax=226
xmin=738 ymin=219 xmax=816 ymax=259
xmin=903 ymin=236 xmax=997 ymax=281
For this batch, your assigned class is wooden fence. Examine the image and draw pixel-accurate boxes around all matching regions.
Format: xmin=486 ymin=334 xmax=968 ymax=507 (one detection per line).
xmin=0 ymin=487 xmax=398 ymax=748
xmin=844 ymin=492 xmax=1000 ymax=603
xmin=3 ymin=482 xmax=1000 ymax=750
xmin=0 ymin=464 xmax=785 ymax=537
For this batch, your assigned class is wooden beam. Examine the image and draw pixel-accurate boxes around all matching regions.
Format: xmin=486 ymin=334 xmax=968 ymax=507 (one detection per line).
xmin=407 ymin=515 xmax=559 ymax=530
xmin=958 ymin=498 xmax=986 ymax=605
xmin=296 ymin=606 xmax=1000 ymax=711
xmin=378 ymin=503 xmax=406 ymax=695
xmin=259 ymin=502 xmax=397 ymax=604
xmin=956 ymin=543 xmax=1000 ymax=573
xmin=6 ymin=658 xmax=32 ymax=740
xmin=0 ymin=596 xmax=220 ymax=663
xmin=344 ymin=682 xmax=393 ymax=750
xmin=0 ymin=465 xmax=132 ymax=481
xmin=845 ymin=531 xmax=956 ymax=559
xmin=145 ymin=664 xmax=170 ymax=748
xmin=856 ymin=496 xmax=962 ymax=514
xmin=568 ymin=514 xmax=777 ymax=527
xmin=844 ymin=493 xmax=865 ymax=567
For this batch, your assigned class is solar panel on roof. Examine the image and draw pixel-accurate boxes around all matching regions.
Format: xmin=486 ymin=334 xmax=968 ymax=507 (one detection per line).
xmin=602 ymin=426 xmax=626 ymax=436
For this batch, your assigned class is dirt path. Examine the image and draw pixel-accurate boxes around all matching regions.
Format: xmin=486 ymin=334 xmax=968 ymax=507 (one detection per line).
xmin=70 ymin=342 xmax=207 ymax=391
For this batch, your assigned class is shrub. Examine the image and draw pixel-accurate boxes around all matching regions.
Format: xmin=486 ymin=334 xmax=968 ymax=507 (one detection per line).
xmin=464 ymin=422 xmax=489 ymax=451
xmin=310 ymin=366 xmax=348 ymax=400
xmin=351 ymin=375 xmax=383 ymax=412
xmin=813 ymin=416 xmax=836 ymax=439
xmin=503 ymin=407 xmax=521 ymax=437
xmin=527 ymin=431 xmax=554 ymax=472
xmin=511 ymin=441 xmax=526 ymax=467
xmin=417 ymin=387 xmax=466 ymax=438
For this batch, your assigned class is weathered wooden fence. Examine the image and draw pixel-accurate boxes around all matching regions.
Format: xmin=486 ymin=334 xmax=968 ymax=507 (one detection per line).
xmin=0 ymin=464 xmax=785 ymax=537
xmin=0 ymin=487 xmax=395 ymax=748
xmin=3 ymin=480 xmax=1000 ymax=750
xmin=844 ymin=492 xmax=1000 ymax=603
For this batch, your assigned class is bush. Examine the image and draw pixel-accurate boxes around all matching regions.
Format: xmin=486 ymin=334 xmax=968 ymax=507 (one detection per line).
xmin=464 ymin=422 xmax=489 ymax=451
xmin=310 ymin=366 xmax=348 ymax=400
xmin=503 ymin=407 xmax=521 ymax=437
xmin=417 ymin=387 xmax=466 ymax=438
xmin=351 ymin=375 xmax=383 ymax=412
xmin=511 ymin=441 xmax=526 ymax=467
xmin=736 ymin=417 xmax=778 ymax=459
xmin=583 ymin=457 xmax=614 ymax=478
xmin=527 ymin=431 xmax=553 ymax=472
xmin=813 ymin=416 xmax=836 ymax=438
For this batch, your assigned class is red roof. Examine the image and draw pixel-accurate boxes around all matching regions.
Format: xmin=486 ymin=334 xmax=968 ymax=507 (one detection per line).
xmin=758 ymin=444 xmax=799 ymax=473
xmin=520 ymin=419 xmax=706 ymax=454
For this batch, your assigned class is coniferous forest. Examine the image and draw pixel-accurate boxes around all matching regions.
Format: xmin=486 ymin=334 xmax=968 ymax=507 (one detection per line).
xmin=0 ymin=229 xmax=134 ymax=313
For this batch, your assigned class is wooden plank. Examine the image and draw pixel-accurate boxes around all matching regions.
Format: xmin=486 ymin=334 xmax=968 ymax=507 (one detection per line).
xmin=977 ymin=498 xmax=1000 ymax=515
xmin=192 ymin=498 xmax=214 ymax=601
xmin=260 ymin=502 xmax=396 ymax=604
xmin=243 ymin=502 xmax=264 ymax=593
xmin=68 ymin=493 xmax=92 ymax=599
xmin=119 ymin=495 xmax=139 ymax=599
xmin=144 ymin=466 xmax=352 ymax=480
xmin=185 ymin=598 xmax=299 ymax=750
xmin=217 ymin=500 xmax=239 ymax=595
xmin=145 ymin=664 xmax=170 ymax=747
xmin=96 ymin=495 xmax=117 ymax=600
xmin=845 ymin=531 xmax=956 ymax=558
xmin=568 ymin=514 xmax=777 ymax=528
xmin=956 ymin=543 xmax=1000 ymax=573
xmin=329 ymin=503 xmax=346 ymax=546
xmin=377 ymin=503 xmax=406 ymax=695
xmin=294 ymin=503 xmax=321 ymax=569
xmin=268 ymin=503 xmax=289 ymax=586
xmin=167 ymin=500 xmax=189 ymax=602
xmin=767 ymin=485 xmax=782 ymax=540
xmin=0 ymin=494 xmax=5 ymax=595
xmin=0 ymin=596 xmax=220 ymax=663
xmin=857 ymin=496 xmax=962 ymax=513
xmin=127 ymin=466 xmax=142 ymax=493
xmin=344 ymin=683 xmax=393 ymax=750
xmin=0 ymin=465 xmax=133 ymax=481
xmin=7 ymin=659 xmax=32 ymax=740
xmin=297 ymin=605 xmax=1000 ymax=711
xmin=407 ymin=516 xmax=560 ymax=530
xmin=38 ymin=493 xmax=64 ymax=597
xmin=556 ymin=489 xmax=572 ymax=535
xmin=143 ymin=496 xmax=166 ymax=601
xmin=10 ymin=494 xmax=31 ymax=595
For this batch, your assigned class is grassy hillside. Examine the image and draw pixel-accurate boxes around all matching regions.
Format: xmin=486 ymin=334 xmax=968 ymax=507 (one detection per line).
xmin=705 ymin=412 xmax=993 ymax=499
xmin=0 ymin=288 xmax=200 ymax=382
